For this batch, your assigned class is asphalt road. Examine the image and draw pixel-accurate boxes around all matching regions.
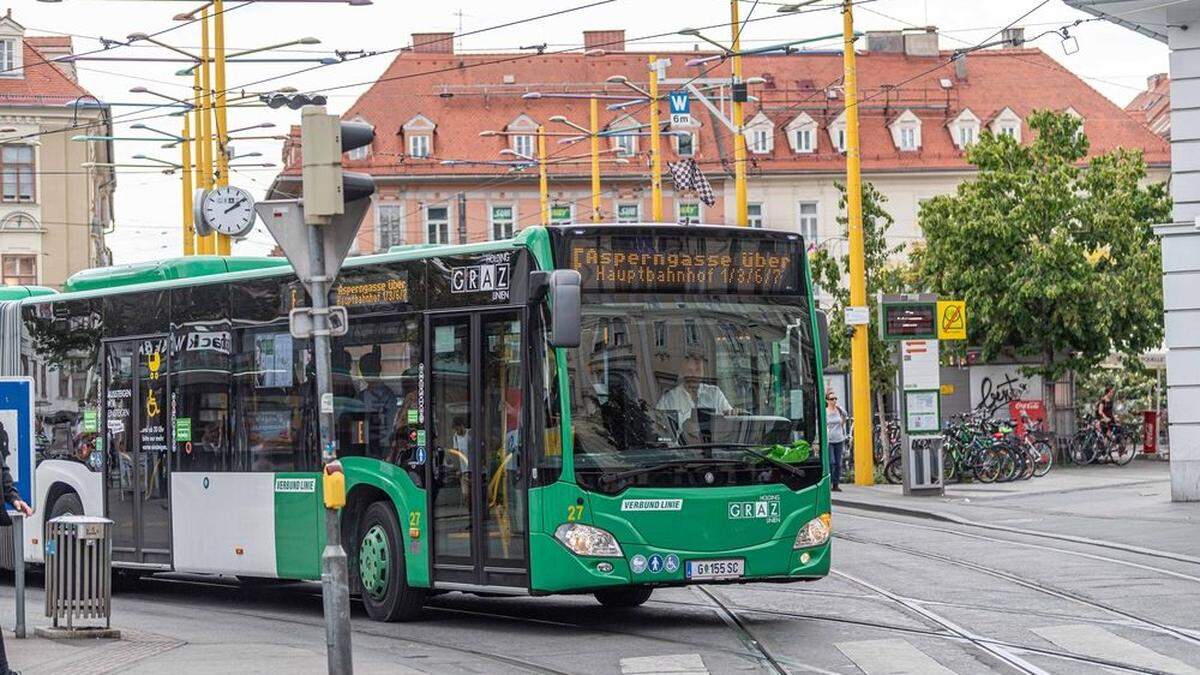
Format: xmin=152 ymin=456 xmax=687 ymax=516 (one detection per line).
xmin=6 ymin=496 xmax=1200 ymax=674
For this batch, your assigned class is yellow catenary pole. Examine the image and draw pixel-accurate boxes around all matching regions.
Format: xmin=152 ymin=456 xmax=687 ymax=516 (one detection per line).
xmin=198 ymin=8 xmax=216 ymax=255
xmin=213 ymin=0 xmax=232 ymax=255
xmin=843 ymin=0 xmax=874 ymax=486
xmin=182 ymin=112 xmax=195 ymax=255
xmin=590 ymin=96 xmax=601 ymax=223
xmin=730 ymin=0 xmax=748 ymax=227
xmin=649 ymin=55 xmax=663 ymax=222
xmin=538 ymin=125 xmax=548 ymax=226
xmin=192 ymin=66 xmax=205 ymax=253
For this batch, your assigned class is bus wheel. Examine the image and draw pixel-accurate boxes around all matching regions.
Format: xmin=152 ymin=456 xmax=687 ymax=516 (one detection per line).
xmin=49 ymin=491 xmax=83 ymax=519
xmin=358 ymin=501 xmax=425 ymax=622
xmin=594 ymin=586 xmax=653 ymax=608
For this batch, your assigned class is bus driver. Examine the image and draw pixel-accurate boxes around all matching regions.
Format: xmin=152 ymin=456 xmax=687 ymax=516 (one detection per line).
xmin=656 ymin=354 xmax=736 ymax=429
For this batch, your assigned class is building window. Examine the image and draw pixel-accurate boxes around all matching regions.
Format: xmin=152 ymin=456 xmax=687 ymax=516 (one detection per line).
xmin=899 ymin=127 xmax=918 ymax=151
xmin=751 ymin=128 xmax=770 ymax=154
xmin=0 ymin=40 xmax=15 ymax=75
xmin=1000 ymin=124 xmax=1017 ymax=139
xmin=377 ymin=203 xmax=404 ymax=250
xmin=616 ymin=202 xmax=640 ymax=223
xmin=408 ymin=134 xmax=430 ymax=159
xmin=348 ymin=144 xmax=370 ymax=161
xmin=675 ymin=132 xmax=695 ymax=157
xmin=677 ymin=201 xmax=701 ymax=224
xmin=958 ymin=125 xmax=975 ymax=148
xmin=2 ymin=255 xmax=36 ymax=286
xmin=550 ymin=204 xmax=573 ymax=225
xmin=2 ymin=145 xmax=35 ymax=202
xmin=798 ymin=201 xmax=818 ymax=245
xmin=653 ymin=321 xmax=667 ymax=349
xmin=836 ymin=129 xmax=846 ymax=153
xmin=512 ymin=135 xmax=534 ymax=159
xmin=425 ymin=205 xmax=449 ymax=244
xmin=491 ymin=204 xmax=515 ymax=239
xmin=615 ymin=133 xmax=636 ymax=157
xmin=795 ymin=128 xmax=813 ymax=153
xmin=748 ymin=203 xmax=764 ymax=229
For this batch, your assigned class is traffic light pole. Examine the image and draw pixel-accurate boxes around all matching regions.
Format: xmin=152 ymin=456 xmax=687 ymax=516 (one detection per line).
xmin=307 ymin=218 xmax=354 ymax=674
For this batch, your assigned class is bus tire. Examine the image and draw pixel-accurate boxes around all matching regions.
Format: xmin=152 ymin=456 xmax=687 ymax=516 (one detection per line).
xmin=594 ymin=586 xmax=653 ymax=608
xmin=358 ymin=501 xmax=424 ymax=622
xmin=48 ymin=491 xmax=83 ymax=519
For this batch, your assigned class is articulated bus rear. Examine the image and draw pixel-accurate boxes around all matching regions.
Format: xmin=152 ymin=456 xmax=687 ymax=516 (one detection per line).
xmin=534 ymin=225 xmax=830 ymax=601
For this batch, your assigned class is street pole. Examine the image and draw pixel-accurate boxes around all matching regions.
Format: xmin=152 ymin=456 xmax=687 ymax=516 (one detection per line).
xmin=191 ymin=67 xmax=206 ymax=253
xmin=213 ymin=0 xmax=232 ymax=255
xmin=590 ymin=96 xmax=601 ymax=223
xmin=538 ymin=125 xmax=549 ymax=225
xmin=730 ymin=0 xmax=748 ymax=227
xmin=182 ymin=112 xmax=195 ymax=255
xmin=649 ymin=55 xmax=663 ymax=222
xmin=198 ymin=8 xmax=216 ymax=255
xmin=843 ymin=0 xmax=874 ymax=485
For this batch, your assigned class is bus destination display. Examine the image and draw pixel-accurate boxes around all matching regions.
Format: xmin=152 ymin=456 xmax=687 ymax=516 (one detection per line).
xmin=568 ymin=234 xmax=802 ymax=294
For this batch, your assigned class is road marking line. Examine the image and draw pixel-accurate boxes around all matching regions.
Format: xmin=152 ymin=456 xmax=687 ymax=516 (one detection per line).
xmin=835 ymin=638 xmax=957 ymax=675
xmin=620 ymin=653 xmax=709 ymax=674
xmin=1033 ymin=624 xmax=1200 ymax=675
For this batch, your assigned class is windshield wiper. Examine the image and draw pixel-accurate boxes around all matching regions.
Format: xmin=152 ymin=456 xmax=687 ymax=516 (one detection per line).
xmin=598 ymin=458 xmax=745 ymax=486
xmin=671 ymin=443 xmax=811 ymax=480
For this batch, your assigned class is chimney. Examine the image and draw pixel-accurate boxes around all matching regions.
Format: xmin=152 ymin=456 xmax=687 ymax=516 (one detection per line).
xmin=954 ymin=54 xmax=968 ymax=81
xmin=903 ymin=27 xmax=939 ymax=57
xmin=865 ymin=30 xmax=904 ymax=53
xmin=411 ymin=32 xmax=455 ymax=54
xmin=1149 ymin=72 xmax=1168 ymax=89
xmin=584 ymin=30 xmax=625 ymax=53
xmin=1002 ymin=27 xmax=1025 ymax=48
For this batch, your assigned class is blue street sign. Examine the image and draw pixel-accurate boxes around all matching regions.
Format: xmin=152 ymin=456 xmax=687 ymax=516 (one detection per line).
xmin=0 ymin=378 xmax=35 ymax=509
xmin=668 ymin=91 xmax=690 ymax=115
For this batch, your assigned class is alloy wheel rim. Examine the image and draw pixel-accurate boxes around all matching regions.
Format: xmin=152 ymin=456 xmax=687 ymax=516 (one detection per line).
xmin=359 ymin=524 xmax=390 ymax=601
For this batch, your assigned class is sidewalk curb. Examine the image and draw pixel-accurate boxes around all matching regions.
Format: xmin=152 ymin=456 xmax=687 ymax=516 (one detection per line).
xmin=832 ymin=496 xmax=1200 ymax=566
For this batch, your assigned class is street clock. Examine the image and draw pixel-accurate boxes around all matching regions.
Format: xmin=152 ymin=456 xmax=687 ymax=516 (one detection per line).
xmin=193 ymin=186 xmax=257 ymax=238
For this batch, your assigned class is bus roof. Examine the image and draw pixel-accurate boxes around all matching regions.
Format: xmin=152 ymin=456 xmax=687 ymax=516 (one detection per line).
xmin=65 ymin=256 xmax=291 ymax=293
xmin=0 ymin=286 xmax=57 ymax=301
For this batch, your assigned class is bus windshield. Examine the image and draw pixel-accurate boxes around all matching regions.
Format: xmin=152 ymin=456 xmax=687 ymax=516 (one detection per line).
xmin=567 ymin=296 xmax=820 ymax=491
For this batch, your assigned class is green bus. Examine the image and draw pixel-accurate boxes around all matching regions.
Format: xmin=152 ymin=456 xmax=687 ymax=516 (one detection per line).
xmin=0 ymin=223 xmax=831 ymax=621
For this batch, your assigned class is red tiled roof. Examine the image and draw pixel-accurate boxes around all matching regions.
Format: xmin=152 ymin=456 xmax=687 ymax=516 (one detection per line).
xmin=1125 ymin=73 xmax=1169 ymax=137
xmin=0 ymin=39 xmax=92 ymax=105
xmin=278 ymin=46 xmax=1170 ymax=180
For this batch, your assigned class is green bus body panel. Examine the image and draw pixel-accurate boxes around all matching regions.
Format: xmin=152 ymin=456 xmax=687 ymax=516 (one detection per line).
xmin=341 ymin=457 xmax=430 ymax=589
xmin=0 ymin=286 xmax=56 ymax=300
xmin=64 ymin=256 xmax=291 ymax=293
xmin=274 ymin=472 xmax=325 ymax=580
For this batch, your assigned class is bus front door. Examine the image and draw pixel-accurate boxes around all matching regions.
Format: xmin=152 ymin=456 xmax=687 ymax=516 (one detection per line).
xmin=103 ymin=338 xmax=172 ymax=568
xmin=428 ymin=311 xmax=528 ymax=589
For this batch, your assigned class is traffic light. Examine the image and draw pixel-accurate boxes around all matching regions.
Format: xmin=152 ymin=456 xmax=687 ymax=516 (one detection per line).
xmin=301 ymin=106 xmax=376 ymax=223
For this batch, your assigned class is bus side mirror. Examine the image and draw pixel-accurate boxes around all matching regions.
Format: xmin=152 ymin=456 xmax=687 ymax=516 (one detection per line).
xmin=816 ymin=310 xmax=830 ymax=367
xmin=546 ymin=269 xmax=581 ymax=348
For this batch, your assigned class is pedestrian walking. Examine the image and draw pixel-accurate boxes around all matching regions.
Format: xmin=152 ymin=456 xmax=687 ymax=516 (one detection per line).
xmin=825 ymin=393 xmax=848 ymax=491
xmin=0 ymin=419 xmax=31 ymax=675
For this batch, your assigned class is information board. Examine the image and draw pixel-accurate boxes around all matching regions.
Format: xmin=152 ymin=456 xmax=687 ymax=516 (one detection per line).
xmin=567 ymin=233 xmax=802 ymax=295
xmin=881 ymin=303 xmax=937 ymax=341
xmin=0 ymin=378 xmax=34 ymax=509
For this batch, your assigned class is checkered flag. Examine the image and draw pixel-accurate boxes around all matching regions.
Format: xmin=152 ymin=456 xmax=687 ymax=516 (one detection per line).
xmin=668 ymin=158 xmax=716 ymax=208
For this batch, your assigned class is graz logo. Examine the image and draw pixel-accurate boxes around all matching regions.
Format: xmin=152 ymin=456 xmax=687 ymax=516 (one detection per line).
xmin=451 ymin=262 xmax=510 ymax=294
xmin=728 ymin=495 xmax=782 ymax=523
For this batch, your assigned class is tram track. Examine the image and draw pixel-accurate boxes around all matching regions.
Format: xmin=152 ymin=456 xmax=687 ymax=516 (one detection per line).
xmin=836 ymin=531 xmax=1200 ymax=649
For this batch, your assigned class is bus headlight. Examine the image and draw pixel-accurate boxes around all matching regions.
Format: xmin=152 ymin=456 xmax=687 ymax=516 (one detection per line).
xmin=793 ymin=513 xmax=831 ymax=549
xmin=555 ymin=523 xmax=623 ymax=557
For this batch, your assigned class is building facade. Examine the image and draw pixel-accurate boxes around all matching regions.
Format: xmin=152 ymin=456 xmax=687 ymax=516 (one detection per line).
xmin=1126 ymin=73 xmax=1171 ymax=139
xmin=270 ymin=26 xmax=1168 ymax=266
xmin=0 ymin=12 xmax=114 ymax=291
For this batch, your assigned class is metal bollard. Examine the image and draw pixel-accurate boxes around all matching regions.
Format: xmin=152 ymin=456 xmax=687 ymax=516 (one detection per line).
xmin=42 ymin=516 xmax=113 ymax=634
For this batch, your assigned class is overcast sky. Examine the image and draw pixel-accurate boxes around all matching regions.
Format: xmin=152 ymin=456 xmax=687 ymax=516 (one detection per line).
xmin=8 ymin=0 xmax=1170 ymax=263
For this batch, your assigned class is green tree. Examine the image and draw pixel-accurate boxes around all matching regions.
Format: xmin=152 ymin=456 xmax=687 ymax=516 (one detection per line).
xmin=809 ymin=182 xmax=912 ymax=405
xmin=918 ymin=110 xmax=1170 ymax=411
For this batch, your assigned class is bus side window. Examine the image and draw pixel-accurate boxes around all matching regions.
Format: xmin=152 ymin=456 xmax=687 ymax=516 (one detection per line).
xmin=533 ymin=311 xmax=563 ymax=486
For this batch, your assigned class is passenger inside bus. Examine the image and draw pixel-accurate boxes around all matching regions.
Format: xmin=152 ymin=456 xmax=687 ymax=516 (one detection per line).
xmin=357 ymin=346 xmax=398 ymax=452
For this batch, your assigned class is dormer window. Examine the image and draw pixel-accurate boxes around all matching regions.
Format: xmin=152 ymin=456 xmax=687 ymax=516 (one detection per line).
xmin=836 ymin=129 xmax=846 ymax=152
xmin=675 ymin=131 xmax=695 ymax=156
xmin=512 ymin=134 xmax=534 ymax=158
xmin=888 ymin=109 xmax=922 ymax=152
xmin=796 ymin=128 xmax=813 ymax=152
xmin=0 ymin=39 xmax=15 ymax=74
xmin=989 ymin=107 xmax=1022 ymax=143
xmin=1064 ymin=106 xmax=1084 ymax=138
xmin=827 ymin=111 xmax=847 ymax=153
xmin=948 ymin=109 xmax=981 ymax=151
xmin=504 ymin=114 xmax=539 ymax=159
xmin=402 ymin=113 xmax=436 ymax=159
xmin=744 ymin=112 xmax=774 ymax=155
xmin=609 ymin=115 xmax=640 ymax=157
xmin=346 ymin=116 xmax=372 ymax=160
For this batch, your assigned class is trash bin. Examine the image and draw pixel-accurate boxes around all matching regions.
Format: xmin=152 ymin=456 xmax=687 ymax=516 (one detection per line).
xmin=1142 ymin=411 xmax=1159 ymax=455
xmin=43 ymin=516 xmax=113 ymax=631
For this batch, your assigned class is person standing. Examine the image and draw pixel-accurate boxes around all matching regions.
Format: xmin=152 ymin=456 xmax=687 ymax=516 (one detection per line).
xmin=0 ymin=419 xmax=32 ymax=675
xmin=825 ymin=393 xmax=848 ymax=491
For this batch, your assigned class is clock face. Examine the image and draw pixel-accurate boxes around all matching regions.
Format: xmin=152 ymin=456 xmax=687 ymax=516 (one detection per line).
xmin=201 ymin=186 xmax=257 ymax=237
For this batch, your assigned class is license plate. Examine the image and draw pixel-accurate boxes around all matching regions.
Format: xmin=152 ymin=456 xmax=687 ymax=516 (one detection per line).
xmin=686 ymin=559 xmax=744 ymax=580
